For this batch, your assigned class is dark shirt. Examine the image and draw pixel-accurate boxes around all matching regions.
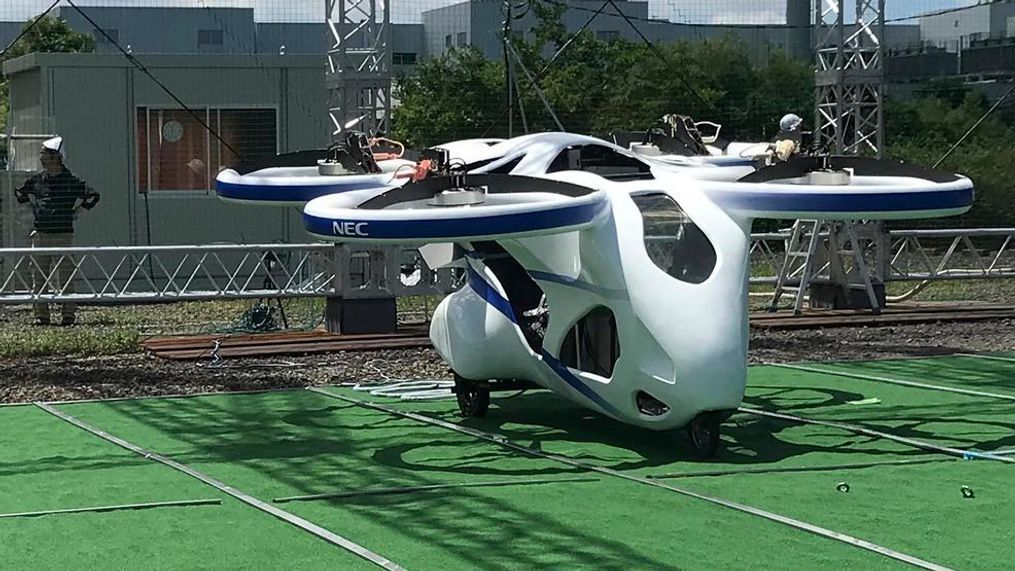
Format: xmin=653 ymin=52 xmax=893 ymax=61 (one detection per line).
xmin=14 ymin=168 xmax=99 ymax=234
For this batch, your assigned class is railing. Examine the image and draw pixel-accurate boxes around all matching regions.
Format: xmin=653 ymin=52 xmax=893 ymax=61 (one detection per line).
xmin=0 ymin=243 xmax=459 ymax=304
xmin=886 ymin=228 xmax=1015 ymax=281
xmin=0 ymin=228 xmax=1012 ymax=303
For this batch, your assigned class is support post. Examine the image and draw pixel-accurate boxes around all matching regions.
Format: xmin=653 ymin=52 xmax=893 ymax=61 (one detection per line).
xmin=323 ymin=0 xmax=397 ymax=334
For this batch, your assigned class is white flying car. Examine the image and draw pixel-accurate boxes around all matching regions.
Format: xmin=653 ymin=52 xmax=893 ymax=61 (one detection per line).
xmin=221 ymin=132 xmax=974 ymax=457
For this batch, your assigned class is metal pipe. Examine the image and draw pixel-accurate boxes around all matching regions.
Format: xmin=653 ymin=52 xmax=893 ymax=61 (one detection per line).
xmin=0 ymin=498 xmax=221 ymax=519
xmin=33 ymin=402 xmax=404 ymax=570
xmin=273 ymin=477 xmax=599 ymax=503
xmin=648 ymin=456 xmax=952 ymax=480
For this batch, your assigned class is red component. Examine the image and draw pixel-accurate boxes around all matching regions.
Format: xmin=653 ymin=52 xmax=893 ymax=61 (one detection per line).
xmin=412 ymin=159 xmax=434 ymax=181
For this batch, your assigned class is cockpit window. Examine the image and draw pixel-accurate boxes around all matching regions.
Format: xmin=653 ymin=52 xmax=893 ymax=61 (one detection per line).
xmin=546 ymin=144 xmax=653 ymax=180
xmin=631 ymin=193 xmax=716 ymax=284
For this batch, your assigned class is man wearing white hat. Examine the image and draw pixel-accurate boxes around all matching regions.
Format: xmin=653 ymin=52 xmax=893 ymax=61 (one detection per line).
xmin=14 ymin=136 xmax=100 ymax=326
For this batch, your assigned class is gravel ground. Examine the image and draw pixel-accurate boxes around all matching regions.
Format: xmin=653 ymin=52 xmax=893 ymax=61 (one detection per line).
xmin=2 ymin=318 xmax=1014 ymax=404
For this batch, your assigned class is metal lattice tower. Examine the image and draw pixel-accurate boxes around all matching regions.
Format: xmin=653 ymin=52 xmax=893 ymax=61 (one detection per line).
xmin=325 ymin=0 xmax=391 ymax=141
xmin=770 ymin=0 xmax=888 ymax=314
xmin=814 ymin=0 xmax=885 ymax=157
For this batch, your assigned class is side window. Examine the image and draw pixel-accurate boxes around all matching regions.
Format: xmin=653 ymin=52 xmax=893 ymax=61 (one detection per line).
xmin=631 ymin=193 xmax=716 ymax=284
xmin=546 ymin=144 xmax=652 ymax=179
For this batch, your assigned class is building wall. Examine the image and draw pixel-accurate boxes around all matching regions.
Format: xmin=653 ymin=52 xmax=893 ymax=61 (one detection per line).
xmin=56 ymin=6 xmax=257 ymax=54
xmin=921 ymin=4 xmax=991 ymax=49
xmin=6 ymin=68 xmax=44 ymax=136
xmin=988 ymin=2 xmax=1015 ymax=40
xmin=884 ymin=24 xmax=921 ymax=50
xmin=467 ymin=0 xmax=651 ymax=59
xmin=423 ymin=1 xmax=471 ymax=58
xmin=255 ymin=22 xmax=425 ymax=73
xmin=419 ymin=0 xmax=919 ymax=65
xmin=255 ymin=23 xmax=325 ymax=55
xmin=0 ymin=22 xmax=20 ymax=51
xmin=4 ymin=53 xmax=324 ymax=247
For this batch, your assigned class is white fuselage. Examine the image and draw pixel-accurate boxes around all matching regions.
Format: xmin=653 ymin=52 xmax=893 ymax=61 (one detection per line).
xmin=429 ymin=171 xmax=752 ymax=430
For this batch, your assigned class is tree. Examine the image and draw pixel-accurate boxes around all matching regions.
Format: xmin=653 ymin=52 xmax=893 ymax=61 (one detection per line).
xmin=391 ymin=47 xmax=504 ymax=148
xmin=886 ymin=90 xmax=1015 ymax=228
xmin=0 ymin=15 xmax=95 ymax=163
xmin=393 ymin=31 xmax=813 ymax=147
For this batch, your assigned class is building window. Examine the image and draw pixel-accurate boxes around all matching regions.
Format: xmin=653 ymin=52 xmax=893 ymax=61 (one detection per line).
xmin=393 ymin=52 xmax=417 ymax=65
xmin=456 ymin=31 xmax=467 ymax=46
xmin=444 ymin=34 xmax=452 ymax=48
xmin=93 ymin=28 xmax=119 ymax=45
xmin=198 ymin=29 xmax=224 ymax=47
xmin=136 ymin=107 xmax=277 ymax=193
xmin=596 ymin=30 xmax=620 ymax=42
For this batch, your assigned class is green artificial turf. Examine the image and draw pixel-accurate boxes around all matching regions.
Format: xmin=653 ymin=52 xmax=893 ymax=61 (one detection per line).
xmin=0 ymin=406 xmax=210 ymax=514
xmin=4 ymin=355 xmax=1013 ymax=569
xmin=812 ymin=355 xmax=1015 ymax=398
xmin=54 ymin=391 xmax=896 ymax=569
xmin=288 ymin=473 xmax=893 ymax=570
xmin=0 ymin=405 xmax=374 ymax=570
xmin=374 ymin=387 xmax=932 ymax=478
xmin=746 ymin=365 xmax=1015 ymax=453
xmin=679 ymin=461 xmax=1015 ymax=571
xmin=0 ymin=499 xmax=374 ymax=570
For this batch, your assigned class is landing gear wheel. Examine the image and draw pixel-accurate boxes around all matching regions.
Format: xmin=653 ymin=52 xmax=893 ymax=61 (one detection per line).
xmin=453 ymin=373 xmax=490 ymax=418
xmin=686 ymin=412 xmax=722 ymax=459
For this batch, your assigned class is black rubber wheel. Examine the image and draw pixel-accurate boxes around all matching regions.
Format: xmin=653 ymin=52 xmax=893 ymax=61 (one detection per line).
xmin=686 ymin=412 xmax=722 ymax=459
xmin=454 ymin=373 xmax=490 ymax=418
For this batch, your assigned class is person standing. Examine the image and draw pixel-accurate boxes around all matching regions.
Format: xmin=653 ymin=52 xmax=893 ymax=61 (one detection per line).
xmin=14 ymin=136 xmax=100 ymax=326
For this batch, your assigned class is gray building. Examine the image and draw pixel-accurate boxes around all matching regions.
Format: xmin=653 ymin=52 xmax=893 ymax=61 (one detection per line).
xmin=253 ymin=22 xmax=425 ymax=73
xmin=3 ymin=52 xmax=326 ymax=247
xmin=51 ymin=6 xmax=426 ymax=67
xmin=0 ymin=21 xmax=20 ymax=51
xmin=421 ymin=0 xmax=916 ymax=64
xmin=920 ymin=1 xmax=1015 ymax=49
xmin=55 ymin=6 xmax=257 ymax=55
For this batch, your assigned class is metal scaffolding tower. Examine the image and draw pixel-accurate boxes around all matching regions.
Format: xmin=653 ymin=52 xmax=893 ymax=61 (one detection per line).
xmin=770 ymin=0 xmax=889 ymax=314
xmin=814 ymin=0 xmax=885 ymax=156
xmin=324 ymin=0 xmax=395 ymax=334
xmin=325 ymin=0 xmax=392 ymax=141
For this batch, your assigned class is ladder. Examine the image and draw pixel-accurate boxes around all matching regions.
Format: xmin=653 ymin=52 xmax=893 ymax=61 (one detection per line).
xmin=769 ymin=219 xmax=823 ymax=314
xmin=769 ymin=219 xmax=882 ymax=314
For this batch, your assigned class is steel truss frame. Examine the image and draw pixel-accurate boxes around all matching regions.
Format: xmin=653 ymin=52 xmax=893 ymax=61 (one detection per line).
xmin=0 ymin=229 xmax=1011 ymax=304
xmin=814 ymin=0 xmax=885 ymax=157
xmin=0 ymin=244 xmax=458 ymax=304
xmin=325 ymin=0 xmax=391 ymax=140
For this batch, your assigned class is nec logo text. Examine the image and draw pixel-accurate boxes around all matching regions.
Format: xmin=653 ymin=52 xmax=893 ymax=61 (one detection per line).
xmin=332 ymin=221 xmax=369 ymax=236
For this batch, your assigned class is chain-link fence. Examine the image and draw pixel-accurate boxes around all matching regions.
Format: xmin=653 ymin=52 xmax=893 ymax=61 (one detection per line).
xmin=0 ymin=1 xmax=1013 ymax=341
xmin=0 ymin=0 xmax=1006 ymax=235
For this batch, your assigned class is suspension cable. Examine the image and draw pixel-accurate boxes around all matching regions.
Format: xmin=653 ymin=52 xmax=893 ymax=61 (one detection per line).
xmin=65 ymin=0 xmax=243 ymax=161
xmin=0 ymin=0 xmax=60 ymax=60
xmin=481 ymin=0 xmax=609 ymax=137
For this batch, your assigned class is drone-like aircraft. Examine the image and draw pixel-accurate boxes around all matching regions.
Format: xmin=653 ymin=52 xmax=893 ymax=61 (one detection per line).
xmin=217 ymin=129 xmax=973 ymax=457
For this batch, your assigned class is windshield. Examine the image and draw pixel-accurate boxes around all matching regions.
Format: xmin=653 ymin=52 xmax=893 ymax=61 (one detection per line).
xmin=631 ymin=193 xmax=716 ymax=284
